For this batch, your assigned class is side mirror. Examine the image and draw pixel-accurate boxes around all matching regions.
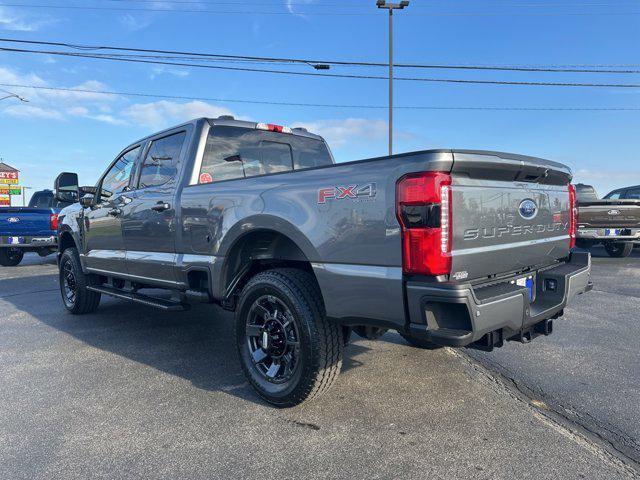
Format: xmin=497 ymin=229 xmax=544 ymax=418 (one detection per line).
xmin=54 ymin=172 xmax=79 ymax=203
xmin=80 ymin=186 xmax=97 ymax=196
xmin=80 ymin=193 xmax=94 ymax=208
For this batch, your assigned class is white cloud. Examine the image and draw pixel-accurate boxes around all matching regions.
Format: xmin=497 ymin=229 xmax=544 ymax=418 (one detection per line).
xmin=119 ymin=13 xmax=154 ymax=32
xmin=0 ymin=67 xmax=119 ymax=124
xmin=0 ymin=67 xmax=240 ymax=128
xmin=0 ymin=6 xmax=56 ymax=31
xmin=3 ymin=104 xmax=63 ymax=120
xmin=150 ymin=66 xmax=190 ymax=80
xmin=286 ymin=0 xmax=315 ymax=17
xmin=292 ymin=118 xmax=388 ymax=147
xmin=118 ymin=2 xmax=185 ymax=31
xmin=122 ymin=100 xmax=235 ymax=128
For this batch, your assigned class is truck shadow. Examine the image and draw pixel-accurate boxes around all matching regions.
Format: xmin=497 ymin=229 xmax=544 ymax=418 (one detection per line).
xmin=1 ymin=273 xmax=370 ymax=406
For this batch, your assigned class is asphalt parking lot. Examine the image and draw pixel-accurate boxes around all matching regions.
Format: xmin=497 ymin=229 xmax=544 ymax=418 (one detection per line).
xmin=1 ymin=249 xmax=638 ymax=479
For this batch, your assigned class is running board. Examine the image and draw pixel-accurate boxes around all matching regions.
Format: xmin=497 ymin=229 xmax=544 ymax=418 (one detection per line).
xmin=87 ymin=285 xmax=189 ymax=311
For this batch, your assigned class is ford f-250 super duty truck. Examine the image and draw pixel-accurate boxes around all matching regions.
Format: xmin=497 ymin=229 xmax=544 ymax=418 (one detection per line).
xmin=575 ymin=183 xmax=640 ymax=257
xmin=0 ymin=190 xmax=73 ymax=266
xmin=55 ymin=116 xmax=592 ymax=406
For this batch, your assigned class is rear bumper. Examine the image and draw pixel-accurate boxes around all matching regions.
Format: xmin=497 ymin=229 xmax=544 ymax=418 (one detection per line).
xmin=405 ymin=251 xmax=592 ymax=348
xmin=577 ymin=227 xmax=640 ymax=241
xmin=0 ymin=235 xmax=58 ymax=249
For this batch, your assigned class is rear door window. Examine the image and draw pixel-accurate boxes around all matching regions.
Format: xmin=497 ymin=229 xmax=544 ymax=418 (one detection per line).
xmin=138 ymin=132 xmax=186 ymax=189
xmin=605 ymin=191 xmax=623 ymax=199
xmin=198 ymin=126 xmax=331 ymax=183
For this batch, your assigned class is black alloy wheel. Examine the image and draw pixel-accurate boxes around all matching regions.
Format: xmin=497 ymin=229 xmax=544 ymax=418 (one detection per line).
xmin=245 ymin=294 xmax=301 ymax=384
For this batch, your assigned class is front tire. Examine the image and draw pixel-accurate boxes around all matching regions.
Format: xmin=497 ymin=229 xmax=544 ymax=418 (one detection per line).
xmin=59 ymin=247 xmax=101 ymax=314
xmin=0 ymin=248 xmax=24 ymax=266
xmin=235 ymin=268 xmax=343 ymax=407
xmin=604 ymin=242 xmax=633 ymax=258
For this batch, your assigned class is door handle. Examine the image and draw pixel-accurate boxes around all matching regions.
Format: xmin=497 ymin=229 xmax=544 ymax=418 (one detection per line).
xmin=108 ymin=207 xmax=122 ymax=216
xmin=151 ymin=202 xmax=171 ymax=212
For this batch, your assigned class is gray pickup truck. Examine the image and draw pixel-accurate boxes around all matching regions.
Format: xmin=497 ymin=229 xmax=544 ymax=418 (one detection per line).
xmin=55 ymin=116 xmax=592 ymax=406
xmin=575 ymin=183 xmax=640 ymax=257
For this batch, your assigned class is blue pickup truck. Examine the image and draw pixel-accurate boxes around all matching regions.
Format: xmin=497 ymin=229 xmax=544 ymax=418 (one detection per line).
xmin=0 ymin=190 xmax=73 ymax=266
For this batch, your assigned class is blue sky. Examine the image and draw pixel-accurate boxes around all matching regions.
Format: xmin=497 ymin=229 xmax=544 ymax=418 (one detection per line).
xmin=0 ymin=1 xmax=639 ymax=204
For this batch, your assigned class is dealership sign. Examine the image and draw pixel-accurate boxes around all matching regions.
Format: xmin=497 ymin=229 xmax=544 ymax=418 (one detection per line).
xmin=0 ymin=186 xmax=21 ymax=195
xmin=0 ymin=171 xmax=18 ymax=180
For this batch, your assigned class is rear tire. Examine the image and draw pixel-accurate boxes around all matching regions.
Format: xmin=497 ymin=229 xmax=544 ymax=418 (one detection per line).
xmin=59 ymin=247 xmax=101 ymax=314
xmin=604 ymin=242 xmax=633 ymax=258
xmin=0 ymin=248 xmax=24 ymax=266
xmin=400 ymin=332 xmax=443 ymax=350
xmin=235 ymin=268 xmax=343 ymax=407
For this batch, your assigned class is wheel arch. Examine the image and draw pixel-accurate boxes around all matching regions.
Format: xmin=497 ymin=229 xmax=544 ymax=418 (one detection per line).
xmin=213 ymin=215 xmax=322 ymax=302
xmin=58 ymin=228 xmax=77 ymax=253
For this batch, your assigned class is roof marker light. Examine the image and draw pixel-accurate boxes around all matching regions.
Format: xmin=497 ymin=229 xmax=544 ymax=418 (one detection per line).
xmin=256 ymin=123 xmax=293 ymax=134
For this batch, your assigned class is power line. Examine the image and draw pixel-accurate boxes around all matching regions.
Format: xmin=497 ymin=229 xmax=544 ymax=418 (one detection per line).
xmin=1 ymin=3 xmax=640 ymax=16
xmin=103 ymin=0 xmax=640 ymax=7
xmin=2 ymin=82 xmax=638 ymax=111
xmin=1 ymin=37 xmax=638 ymax=74
xmin=104 ymin=0 xmax=640 ymax=6
xmin=3 ymin=46 xmax=640 ymax=88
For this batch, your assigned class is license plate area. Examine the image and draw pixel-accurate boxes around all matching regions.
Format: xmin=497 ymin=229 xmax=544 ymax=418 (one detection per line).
xmin=514 ymin=275 xmax=535 ymax=302
xmin=7 ymin=236 xmax=25 ymax=245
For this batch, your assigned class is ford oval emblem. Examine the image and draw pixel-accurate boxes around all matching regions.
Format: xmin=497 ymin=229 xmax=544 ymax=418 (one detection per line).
xmin=7 ymin=217 xmax=20 ymax=223
xmin=518 ymin=199 xmax=538 ymax=220
xmin=607 ymin=209 xmax=620 ymax=215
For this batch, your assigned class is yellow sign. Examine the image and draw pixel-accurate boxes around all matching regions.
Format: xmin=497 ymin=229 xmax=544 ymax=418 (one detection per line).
xmin=0 ymin=178 xmax=18 ymax=185
xmin=0 ymin=196 xmax=10 ymax=206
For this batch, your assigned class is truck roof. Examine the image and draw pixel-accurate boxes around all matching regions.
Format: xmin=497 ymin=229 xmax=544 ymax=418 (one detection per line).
xmin=130 ymin=117 xmax=326 ymax=146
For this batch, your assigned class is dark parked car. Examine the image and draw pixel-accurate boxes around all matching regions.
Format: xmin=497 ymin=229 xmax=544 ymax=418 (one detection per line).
xmin=575 ymin=183 xmax=640 ymax=257
xmin=54 ymin=117 xmax=592 ymax=406
xmin=0 ymin=189 xmax=73 ymax=266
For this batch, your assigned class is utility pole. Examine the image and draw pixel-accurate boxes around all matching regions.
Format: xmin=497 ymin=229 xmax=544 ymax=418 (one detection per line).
xmin=376 ymin=0 xmax=409 ymax=156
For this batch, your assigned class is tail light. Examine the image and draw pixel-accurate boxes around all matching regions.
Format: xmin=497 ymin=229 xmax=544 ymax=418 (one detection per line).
xmin=568 ymin=183 xmax=577 ymax=249
xmin=50 ymin=213 xmax=59 ymax=231
xmin=396 ymin=172 xmax=452 ymax=276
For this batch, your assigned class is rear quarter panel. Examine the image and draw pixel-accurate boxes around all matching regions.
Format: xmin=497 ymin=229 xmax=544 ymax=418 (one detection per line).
xmin=179 ymin=151 xmax=453 ymax=327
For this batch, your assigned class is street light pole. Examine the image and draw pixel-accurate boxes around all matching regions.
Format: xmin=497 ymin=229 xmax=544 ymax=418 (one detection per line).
xmin=377 ymin=0 xmax=409 ymax=156
xmin=22 ymin=187 xmax=32 ymax=207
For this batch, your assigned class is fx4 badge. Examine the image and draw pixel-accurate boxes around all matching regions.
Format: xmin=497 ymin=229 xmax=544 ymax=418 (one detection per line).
xmin=318 ymin=183 xmax=377 ymax=204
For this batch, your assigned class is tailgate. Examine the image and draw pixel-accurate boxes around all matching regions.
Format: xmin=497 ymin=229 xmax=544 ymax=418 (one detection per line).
xmin=578 ymin=201 xmax=640 ymax=229
xmin=449 ymin=151 xmax=572 ymax=281
xmin=0 ymin=208 xmax=54 ymax=236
